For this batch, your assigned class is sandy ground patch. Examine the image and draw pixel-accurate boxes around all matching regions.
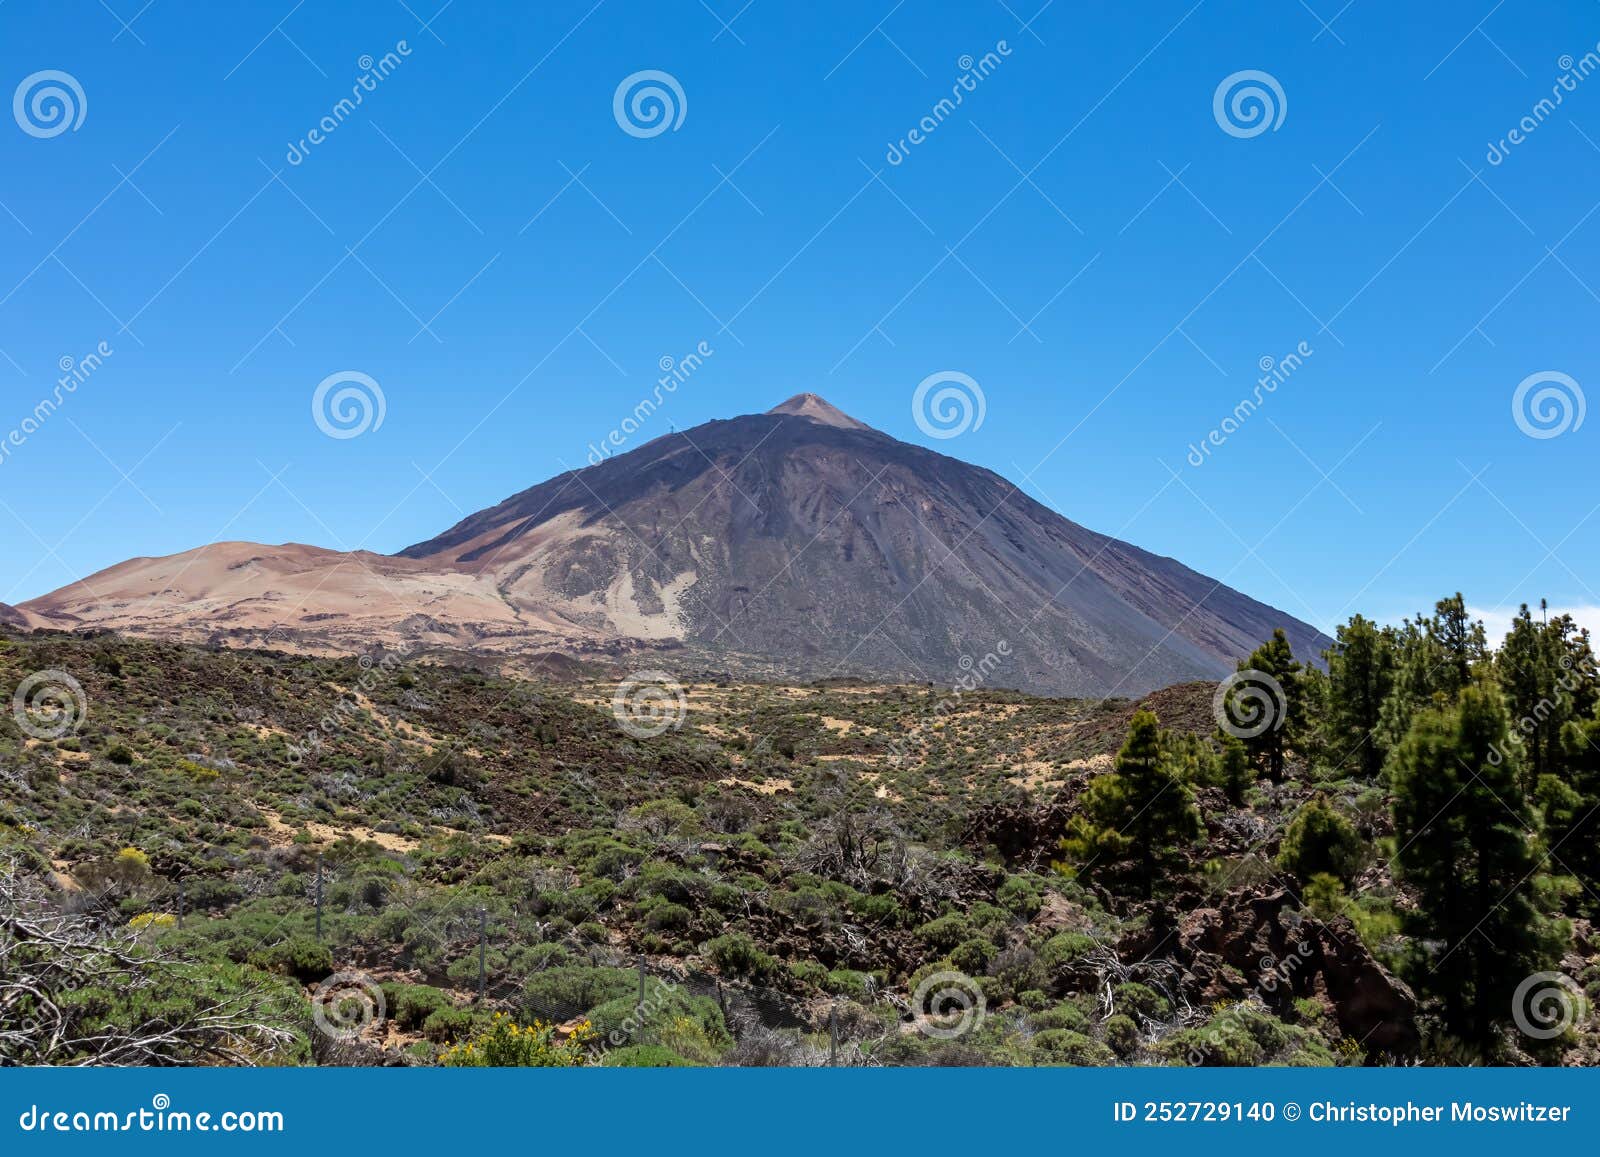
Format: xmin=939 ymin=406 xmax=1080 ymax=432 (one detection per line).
xmin=718 ymin=776 xmax=793 ymax=795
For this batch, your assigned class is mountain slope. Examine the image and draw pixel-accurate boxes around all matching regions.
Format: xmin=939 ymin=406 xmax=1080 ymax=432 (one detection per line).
xmin=23 ymin=395 xmax=1328 ymax=696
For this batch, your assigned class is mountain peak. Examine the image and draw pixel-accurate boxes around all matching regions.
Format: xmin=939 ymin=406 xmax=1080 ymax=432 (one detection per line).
xmin=765 ymin=393 xmax=871 ymax=430
xmin=24 ymin=390 xmax=1330 ymax=698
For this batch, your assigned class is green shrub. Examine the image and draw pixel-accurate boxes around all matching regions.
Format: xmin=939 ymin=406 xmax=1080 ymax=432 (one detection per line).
xmin=854 ymin=892 xmax=907 ymax=927
xmin=520 ymin=966 xmax=635 ymax=1023
xmin=1030 ymin=1002 xmax=1088 ymax=1032
xmin=1031 ymin=1029 xmax=1115 ymax=1066
xmin=986 ymin=945 xmax=1044 ymax=1000
xmin=701 ymin=932 xmax=775 ymax=979
xmin=950 ymin=937 xmax=995 ymax=975
xmin=421 ymin=1006 xmax=478 ymax=1044
xmin=996 ymin=875 xmax=1042 ymax=919
xmin=1304 ymin=872 xmax=1347 ymax=920
xmin=587 ymin=982 xmax=728 ymax=1057
xmin=631 ymin=862 xmax=702 ymax=905
xmin=382 ymin=983 xmax=452 ymax=1032
xmin=914 ymin=913 xmax=972 ymax=952
xmin=1160 ymin=1003 xmax=1331 ymax=1067
xmin=1104 ymin=1013 xmax=1140 ymax=1058
xmin=246 ymin=936 xmax=331 ymax=984
xmin=1039 ymin=931 xmax=1096 ymax=969
xmin=1277 ymin=796 xmax=1365 ymax=884
xmin=601 ymin=1044 xmax=696 ymax=1067
xmin=823 ymin=969 xmax=873 ymax=1000
xmin=1112 ymin=981 xmax=1170 ymax=1021
xmin=644 ymin=902 xmax=693 ymax=932
xmin=788 ymin=960 xmax=828 ymax=988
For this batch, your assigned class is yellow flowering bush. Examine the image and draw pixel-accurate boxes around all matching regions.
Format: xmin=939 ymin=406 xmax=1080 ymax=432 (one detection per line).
xmin=128 ymin=912 xmax=177 ymax=930
xmin=438 ymin=1013 xmax=594 ymax=1067
xmin=113 ymin=847 xmax=150 ymax=882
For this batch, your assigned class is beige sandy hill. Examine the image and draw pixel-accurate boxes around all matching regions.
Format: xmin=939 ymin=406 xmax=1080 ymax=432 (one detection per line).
xmin=22 ymin=541 xmax=547 ymax=655
xmin=19 ymin=531 xmax=700 ymax=662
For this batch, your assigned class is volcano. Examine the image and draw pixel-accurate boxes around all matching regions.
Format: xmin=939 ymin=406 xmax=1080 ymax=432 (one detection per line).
xmin=21 ymin=394 xmax=1328 ymax=696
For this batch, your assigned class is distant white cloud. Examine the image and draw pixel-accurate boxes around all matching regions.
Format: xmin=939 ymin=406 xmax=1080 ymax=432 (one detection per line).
xmin=1469 ymin=604 xmax=1600 ymax=646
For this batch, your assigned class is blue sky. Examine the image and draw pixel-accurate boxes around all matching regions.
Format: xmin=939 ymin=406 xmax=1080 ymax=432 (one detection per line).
xmin=2 ymin=0 xmax=1598 ymax=640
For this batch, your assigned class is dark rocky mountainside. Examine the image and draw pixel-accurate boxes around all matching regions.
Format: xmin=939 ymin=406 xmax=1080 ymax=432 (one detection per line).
xmin=398 ymin=394 xmax=1328 ymax=695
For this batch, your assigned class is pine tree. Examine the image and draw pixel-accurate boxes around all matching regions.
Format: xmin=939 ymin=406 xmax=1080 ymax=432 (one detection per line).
xmin=1324 ymin=614 xmax=1397 ymax=779
xmin=1388 ymin=682 xmax=1565 ymax=1046
xmin=1498 ymin=603 xmax=1598 ymax=788
xmin=1229 ymin=628 xmax=1302 ymax=783
xmin=1376 ymin=596 xmax=1488 ymax=755
xmin=1059 ymin=711 xmax=1203 ymax=897
xmin=1497 ymin=604 xmax=1549 ymax=784
xmin=1541 ymin=710 xmax=1600 ymax=913
xmin=1429 ymin=592 xmax=1488 ymax=699
xmin=1215 ymin=730 xmax=1252 ymax=805
xmin=1374 ymin=615 xmax=1436 ymax=754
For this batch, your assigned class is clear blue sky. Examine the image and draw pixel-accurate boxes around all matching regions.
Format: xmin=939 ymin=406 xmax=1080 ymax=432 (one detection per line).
xmin=2 ymin=0 xmax=1598 ymax=638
